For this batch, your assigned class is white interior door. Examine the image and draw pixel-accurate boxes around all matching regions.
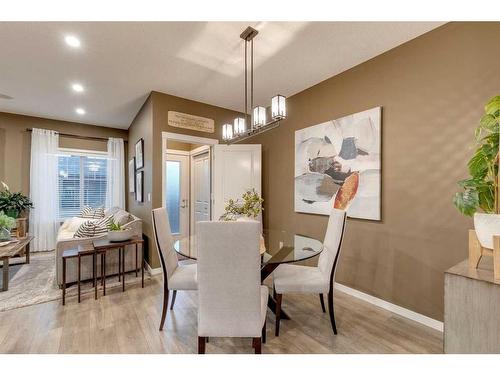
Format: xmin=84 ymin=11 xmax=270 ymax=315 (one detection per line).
xmin=190 ymin=150 xmax=211 ymax=258
xmin=165 ymin=153 xmax=189 ymax=254
xmin=213 ymin=144 xmax=262 ymax=221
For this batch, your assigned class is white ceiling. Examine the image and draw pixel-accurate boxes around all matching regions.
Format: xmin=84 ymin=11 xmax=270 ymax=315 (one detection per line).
xmin=0 ymin=22 xmax=444 ymax=129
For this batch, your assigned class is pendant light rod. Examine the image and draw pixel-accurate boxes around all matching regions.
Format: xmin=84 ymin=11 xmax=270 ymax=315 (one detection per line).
xmin=244 ymin=38 xmax=248 ymax=119
xmin=251 ymin=38 xmax=254 ymax=122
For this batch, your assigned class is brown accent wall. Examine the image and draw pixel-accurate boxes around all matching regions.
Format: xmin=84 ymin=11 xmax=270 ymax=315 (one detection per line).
xmin=0 ymin=111 xmax=128 ymax=196
xmin=126 ymin=91 xmax=242 ymax=268
xmin=248 ymin=22 xmax=500 ymax=321
xmin=127 ymin=96 xmax=155 ymax=264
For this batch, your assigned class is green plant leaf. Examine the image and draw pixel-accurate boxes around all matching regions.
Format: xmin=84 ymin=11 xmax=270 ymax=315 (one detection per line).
xmin=453 ymin=190 xmax=479 ymax=216
xmin=485 ymin=95 xmax=500 ymax=117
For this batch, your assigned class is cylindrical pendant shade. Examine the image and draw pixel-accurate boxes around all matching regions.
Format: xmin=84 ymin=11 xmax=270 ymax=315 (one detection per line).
xmin=272 ymin=94 xmax=286 ymax=119
xmin=253 ymin=106 xmax=266 ymax=128
xmin=222 ymin=124 xmax=233 ymax=141
xmin=234 ymin=117 xmax=246 ymax=135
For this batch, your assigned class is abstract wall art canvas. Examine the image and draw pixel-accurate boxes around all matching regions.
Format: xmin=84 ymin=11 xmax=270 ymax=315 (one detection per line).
xmin=294 ymin=107 xmax=381 ymax=220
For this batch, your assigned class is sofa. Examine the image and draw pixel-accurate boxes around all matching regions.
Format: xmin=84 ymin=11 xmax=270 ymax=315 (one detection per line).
xmin=55 ymin=207 xmax=143 ymax=286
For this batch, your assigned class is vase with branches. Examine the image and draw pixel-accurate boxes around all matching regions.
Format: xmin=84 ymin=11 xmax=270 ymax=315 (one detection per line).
xmin=220 ymin=188 xmax=264 ymax=221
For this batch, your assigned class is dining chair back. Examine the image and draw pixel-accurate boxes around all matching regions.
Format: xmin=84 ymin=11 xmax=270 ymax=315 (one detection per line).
xmin=272 ymin=207 xmax=347 ymax=337
xmin=318 ymin=207 xmax=347 ymax=283
xmin=151 ymin=207 xmax=179 ymax=281
xmin=197 ymin=220 xmax=267 ymax=353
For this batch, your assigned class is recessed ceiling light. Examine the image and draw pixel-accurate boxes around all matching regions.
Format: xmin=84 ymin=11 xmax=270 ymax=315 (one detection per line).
xmin=64 ymin=35 xmax=81 ymax=48
xmin=75 ymin=108 xmax=86 ymax=115
xmin=71 ymin=83 xmax=84 ymax=93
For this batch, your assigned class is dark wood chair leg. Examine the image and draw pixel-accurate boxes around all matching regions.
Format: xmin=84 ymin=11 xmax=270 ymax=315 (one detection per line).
xmin=275 ymin=293 xmax=282 ymax=336
xmin=170 ymin=290 xmax=177 ymax=310
xmin=198 ymin=336 xmax=206 ymax=354
xmin=253 ymin=337 xmax=262 ymax=354
xmin=159 ymin=285 xmax=169 ymax=331
xmin=135 ymin=244 xmax=138 ymax=277
xmin=262 ymin=320 xmax=267 ymax=344
xmin=319 ymin=293 xmax=326 ymax=313
xmin=327 ymin=291 xmax=338 ymax=335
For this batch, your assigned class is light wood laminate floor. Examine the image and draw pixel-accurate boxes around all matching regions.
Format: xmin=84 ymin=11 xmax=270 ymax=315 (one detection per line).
xmin=0 ymin=276 xmax=443 ymax=354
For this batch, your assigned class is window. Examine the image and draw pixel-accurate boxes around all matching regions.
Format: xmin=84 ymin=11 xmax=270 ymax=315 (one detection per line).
xmin=58 ymin=150 xmax=108 ymax=219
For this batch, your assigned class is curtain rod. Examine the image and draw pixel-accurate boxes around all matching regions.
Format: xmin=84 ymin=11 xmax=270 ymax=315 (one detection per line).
xmin=25 ymin=128 xmax=127 ymax=143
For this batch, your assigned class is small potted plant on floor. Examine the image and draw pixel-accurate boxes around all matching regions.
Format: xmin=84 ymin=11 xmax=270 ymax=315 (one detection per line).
xmin=0 ymin=211 xmax=16 ymax=242
xmin=107 ymin=217 xmax=132 ymax=242
xmin=454 ymin=95 xmax=500 ymax=251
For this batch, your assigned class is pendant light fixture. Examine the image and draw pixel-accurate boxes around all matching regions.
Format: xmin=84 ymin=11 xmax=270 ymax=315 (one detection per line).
xmin=223 ymin=26 xmax=287 ymax=143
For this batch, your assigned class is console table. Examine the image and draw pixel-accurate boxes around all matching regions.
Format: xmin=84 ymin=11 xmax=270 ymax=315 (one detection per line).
xmin=0 ymin=236 xmax=33 ymax=291
xmin=445 ymin=258 xmax=500 ymax=353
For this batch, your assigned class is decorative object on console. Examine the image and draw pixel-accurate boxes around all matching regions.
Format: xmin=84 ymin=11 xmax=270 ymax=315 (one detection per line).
xmin=107 ymin=217 xmax=133 ymax=242
xmin=0 ymin=211 xmax=16 ymax=242
xmin=294 ymin=107 xmax=381 ymax=220
xmin=453 ymin=95 xmax=500 ymax=278
xmin=136 ymin=170 xmax=144 ymax=202
xmin=0 ymin=181 xmax=34 ymax=219
xmin=220 ymin=188 xmax=264 ymax=221
xmin=135 ymin=138 xmax=144 ymax=169
xmin=221 ymin=26 xmax=286 ymax=143
xmin=129 ymin=157 xmax=136 ymax=193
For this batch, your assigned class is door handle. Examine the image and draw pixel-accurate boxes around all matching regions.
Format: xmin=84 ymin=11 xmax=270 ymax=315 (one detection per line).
xmin=180 ymin=199 xmax=188 ymax=209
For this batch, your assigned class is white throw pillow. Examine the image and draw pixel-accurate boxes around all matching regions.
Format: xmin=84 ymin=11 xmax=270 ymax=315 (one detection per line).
xmin=112 ymin=210 xmax=132 ymax=226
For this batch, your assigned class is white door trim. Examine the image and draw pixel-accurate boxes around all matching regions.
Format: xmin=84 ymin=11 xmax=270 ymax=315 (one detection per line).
xmin=162 ymin=132 xmax=219 ymax=209
xmin=163 ymin=132 xmax=219 ymax=146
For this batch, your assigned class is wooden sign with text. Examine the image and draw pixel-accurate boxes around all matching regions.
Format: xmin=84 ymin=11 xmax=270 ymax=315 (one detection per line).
xmin=167 ymin=111 xmax=215 ymax=133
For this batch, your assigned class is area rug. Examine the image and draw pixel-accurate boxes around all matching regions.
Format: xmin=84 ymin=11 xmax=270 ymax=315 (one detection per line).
xmin=0 ymin=251 xmax=150 ymax=312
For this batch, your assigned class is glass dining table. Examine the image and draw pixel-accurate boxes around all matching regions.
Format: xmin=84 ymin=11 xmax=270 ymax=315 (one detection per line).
xmin=175 ymin=229 xmax=324 ymax=320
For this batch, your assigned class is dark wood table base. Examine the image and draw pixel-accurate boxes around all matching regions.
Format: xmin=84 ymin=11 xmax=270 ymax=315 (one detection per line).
xmin=261 ymin=262 xmax=291 ymax=320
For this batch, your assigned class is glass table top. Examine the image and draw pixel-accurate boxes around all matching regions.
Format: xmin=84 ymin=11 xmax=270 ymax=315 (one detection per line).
xmin=174 ymin=229 xmax=323 ymax=265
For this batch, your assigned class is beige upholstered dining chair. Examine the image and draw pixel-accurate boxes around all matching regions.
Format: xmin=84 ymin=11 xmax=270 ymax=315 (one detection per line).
xmin=197 ymin=221 xmax=268 ymax=354
xmin=273 ymin=207 xmax=347 ymax=336
xmin=151 ymin=207 xmax=197 ymax=331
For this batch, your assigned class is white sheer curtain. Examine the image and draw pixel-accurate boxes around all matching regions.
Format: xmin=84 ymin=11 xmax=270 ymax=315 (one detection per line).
xmin=29 ymin=128 xmax=59 ymax=252
xmin=106 ymin=137 xmax=125 ymax=209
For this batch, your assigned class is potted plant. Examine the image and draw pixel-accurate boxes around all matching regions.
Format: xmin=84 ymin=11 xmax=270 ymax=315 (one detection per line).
xmin=220 ymin=188 xmax=264 ymax=221
xmin=0 ymin=211 xmax=16 ymax=242
xmin=107 ymin=218 xmax=132 ymax=242
xmin=453 ymin=95 xmax=500 ymax=249
xmin=0 ymin=182 xmax=34 ymax=219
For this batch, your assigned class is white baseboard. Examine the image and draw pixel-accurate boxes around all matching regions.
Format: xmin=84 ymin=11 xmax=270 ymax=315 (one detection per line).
xmin=335 ymin=282 xmax=444 ymax=332
xmin=145 ymin=262 xmax=162 ymax=276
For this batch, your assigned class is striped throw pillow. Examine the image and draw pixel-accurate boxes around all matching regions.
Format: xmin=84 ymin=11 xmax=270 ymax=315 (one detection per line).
xmin=80 ymin=206 xmax=105 ymax=219
xmin=73 ymin=218 xmax=110 ymax=238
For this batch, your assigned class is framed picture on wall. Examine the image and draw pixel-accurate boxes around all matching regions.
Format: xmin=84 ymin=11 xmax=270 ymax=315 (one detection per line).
xmin=135 ymin=170 xmax=144 ymax=202
xmin=135 ymin=138 xmax=144 ymax=169
xmin=128 ymin=157 xmax=136 ymax=193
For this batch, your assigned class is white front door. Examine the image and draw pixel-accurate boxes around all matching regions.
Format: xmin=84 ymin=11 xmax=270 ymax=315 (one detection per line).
xmin=212 ymin=144 xmax=262 ymax=221
xmin=190 ymin=150 xmax=211 ymax=258
xmin=165 ymin=153 xmax=190 ymax=254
